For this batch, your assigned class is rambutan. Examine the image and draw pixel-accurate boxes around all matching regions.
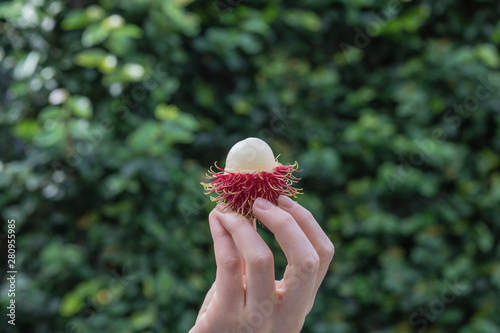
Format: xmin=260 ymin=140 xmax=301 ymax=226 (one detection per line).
xmin=201 ymin=137 xmax=302 ymax=218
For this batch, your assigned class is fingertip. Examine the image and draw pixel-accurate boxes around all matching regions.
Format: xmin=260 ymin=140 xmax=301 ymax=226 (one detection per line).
xmin=278 ymin=195 xmax=297 ymax=209
xmin=215 ymin=209 xmax=249 ymax=229
xmin=208 ymin=208 xmax=221 ymax=229
xmin=253 ymin=197 xmax=274 ymax=211
xmin=208 ymin=210 xmax=223 ymax=237
xmin=209 ymin=207 xmax=231 ymax=228
xmin=252 ymin=198 xmax=291 ymax=225
xmin=209 ymin=208 xmax=217 ymax=221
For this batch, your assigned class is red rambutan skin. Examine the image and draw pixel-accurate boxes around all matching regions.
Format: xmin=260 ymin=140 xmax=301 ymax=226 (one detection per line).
xmin=201 ymin=162 xmax=302 ymax=218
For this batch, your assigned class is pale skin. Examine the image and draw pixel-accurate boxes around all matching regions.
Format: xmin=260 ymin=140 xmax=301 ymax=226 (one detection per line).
xmin=189 ymin=195 xmax=335 ymax=333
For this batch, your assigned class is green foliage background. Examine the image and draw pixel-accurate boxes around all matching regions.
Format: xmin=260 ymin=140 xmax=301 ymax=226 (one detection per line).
xmin=1 ymin=0 xmax=500 ymax=332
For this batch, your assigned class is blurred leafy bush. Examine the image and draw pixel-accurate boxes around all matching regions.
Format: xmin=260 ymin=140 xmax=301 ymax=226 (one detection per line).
xmin=1 ymin=0 xmax=500 ymax=332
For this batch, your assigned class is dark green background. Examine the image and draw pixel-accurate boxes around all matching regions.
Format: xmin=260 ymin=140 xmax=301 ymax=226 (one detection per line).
xmin=1 ymin=0 xmax=499 ymax=332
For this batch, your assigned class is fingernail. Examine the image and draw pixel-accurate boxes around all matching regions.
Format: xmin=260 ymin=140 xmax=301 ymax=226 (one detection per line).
xmin=255 ymin=197 xmax=272 ymax=210
xmin=278 ymin=195 xmax=295 ymax=209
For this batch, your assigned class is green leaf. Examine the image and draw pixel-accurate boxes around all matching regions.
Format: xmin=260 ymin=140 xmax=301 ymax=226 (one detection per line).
xmin=475 ymin=43 xmax=500 ymax=69
xmin=74 ymin=48 xmax=108 ymax=68
xmin=0 ymin=2 xmax=23 ymax=20
xmin=122 ymin=63 xmax=146 ymax=81
xmin=61 ymin=6 xmax=105 ymax=30
xmin=33 ymin=124 xmax=65 ymax=148
xmin=171 ymin=112 xmax=199 ymax=132
xmin=127 ymin=121 xmax=162 ymax=152
xmin=112 ymin=24 xmax=143 ymax=39
xmin=172 ymin=0 xmax=195 ymax=6
xmin=284 ymin=10 xmax=322 ymax=32
xmin=238 ymin=33 xmax=262 ymax=54
xmin=85 ymin=5 xmax=106 ymax=21
xmin=102 ymin=14 xmax=125 ymax=30
xmin=98 ymin=55 xmax=118 ymax=74
xmin=60 ymin=280 xmax=103 ymax=317
xmin=154 ymin=103 xmax=180 ymax=121
xmin=13 ymin=120 xmax=41 ymax=142
xmin=240 ymin=18 xmax=270 ymax=35
xmin=37 ymin=106 xmax=63 ymax=121
xmin=81 ymin=23 xmax=109 ymax=47
xmin=475 ymin=223 xmax=494 ymax=253
xmin=66 ymin=95 xmax=93 ymax=118
xmin=232 ymin=100 xmax=251 ymax=115
xmin=13 ymin=51 xmax=40 ymax=80
xmin=61 ymin=10 xmax=89 ymax=30
xmin=130 ymin=308 xmax=156 ymax=330
xmin=60 ymin=294 xmax=83 ymax=317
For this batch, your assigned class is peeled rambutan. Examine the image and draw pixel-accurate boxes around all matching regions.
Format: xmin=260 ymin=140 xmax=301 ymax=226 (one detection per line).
xmin=201 ymin=137 xmax=302 ymax=218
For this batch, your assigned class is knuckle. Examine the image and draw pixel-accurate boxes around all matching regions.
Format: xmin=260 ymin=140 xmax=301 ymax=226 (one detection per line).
xmin=301 ymin=252 xmax=320 ymax=274
xmin=244 ymin=309 xmax=271 ymax=330
xmin=220 ymin=255 xmax=241 ymax=271
xmin=317 ymin=240 xmax=335 ymax=262
xmin=249 ymin=250 xmax=274 ymax=272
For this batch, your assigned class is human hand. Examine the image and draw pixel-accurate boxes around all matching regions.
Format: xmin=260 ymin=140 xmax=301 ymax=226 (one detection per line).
xmin=190 ymin=195 xmax=335 ymax=333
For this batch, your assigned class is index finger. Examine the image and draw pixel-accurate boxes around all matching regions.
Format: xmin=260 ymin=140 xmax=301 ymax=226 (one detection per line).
xmin=214 ymin=208 xmax=276 ymax=311
xmin=209 ymin=210 xmax=244 ymax=311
